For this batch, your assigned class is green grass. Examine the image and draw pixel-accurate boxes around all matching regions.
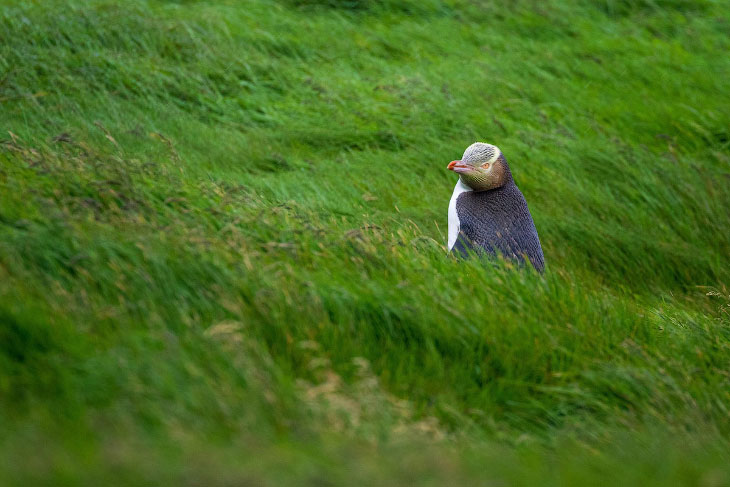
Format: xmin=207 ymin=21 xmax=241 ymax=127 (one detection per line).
xmin=1 ymin=0 xmax=730 ymax=484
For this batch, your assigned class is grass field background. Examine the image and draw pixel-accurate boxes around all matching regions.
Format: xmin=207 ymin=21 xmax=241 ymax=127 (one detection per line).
xmin=1 ymin=0 xmax=729 ymax=484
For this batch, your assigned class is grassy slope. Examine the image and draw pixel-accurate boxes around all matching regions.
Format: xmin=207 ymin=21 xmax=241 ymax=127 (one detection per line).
xmin=1 ymin=0 xmax=729 ymax=484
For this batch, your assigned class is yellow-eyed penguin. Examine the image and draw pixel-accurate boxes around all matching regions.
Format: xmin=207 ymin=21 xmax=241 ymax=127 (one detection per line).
xmin=447 ymin=142 xmax=545 ymax=272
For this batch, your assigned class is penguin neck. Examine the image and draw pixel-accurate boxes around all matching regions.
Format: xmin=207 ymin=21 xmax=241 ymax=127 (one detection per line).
xmin=500 ymin=165 xmax=514 ymax=185
xmin=464 ymin=179 xmax=516 ymax=194
xmin=454 ymin=179 xmax=472 ymax=193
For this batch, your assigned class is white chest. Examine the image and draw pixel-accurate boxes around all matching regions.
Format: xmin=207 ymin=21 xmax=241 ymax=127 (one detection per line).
xmin=447 ymin=179 xmax=473 ymax=250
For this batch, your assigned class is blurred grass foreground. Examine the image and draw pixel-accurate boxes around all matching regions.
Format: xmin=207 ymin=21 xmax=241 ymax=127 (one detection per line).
xmin=1 ymin=0 xmax=729 ymax=485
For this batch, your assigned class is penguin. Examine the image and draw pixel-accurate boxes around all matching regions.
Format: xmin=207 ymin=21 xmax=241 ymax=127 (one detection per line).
xmin=447 ymin=142 xmax=545 ymax=272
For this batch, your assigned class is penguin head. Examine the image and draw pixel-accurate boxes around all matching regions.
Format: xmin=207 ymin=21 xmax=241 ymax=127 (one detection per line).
xmin=447 ymin=142 xmax=512 ymax=191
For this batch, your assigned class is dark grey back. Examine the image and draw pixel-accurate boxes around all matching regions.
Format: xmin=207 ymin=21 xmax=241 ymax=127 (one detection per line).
xmin=452 ymin=182 xmax=545 ymax=272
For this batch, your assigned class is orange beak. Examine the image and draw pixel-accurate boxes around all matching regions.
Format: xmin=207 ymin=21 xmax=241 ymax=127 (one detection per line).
xmin=447 ymin=160 xmax=470 ymax=173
